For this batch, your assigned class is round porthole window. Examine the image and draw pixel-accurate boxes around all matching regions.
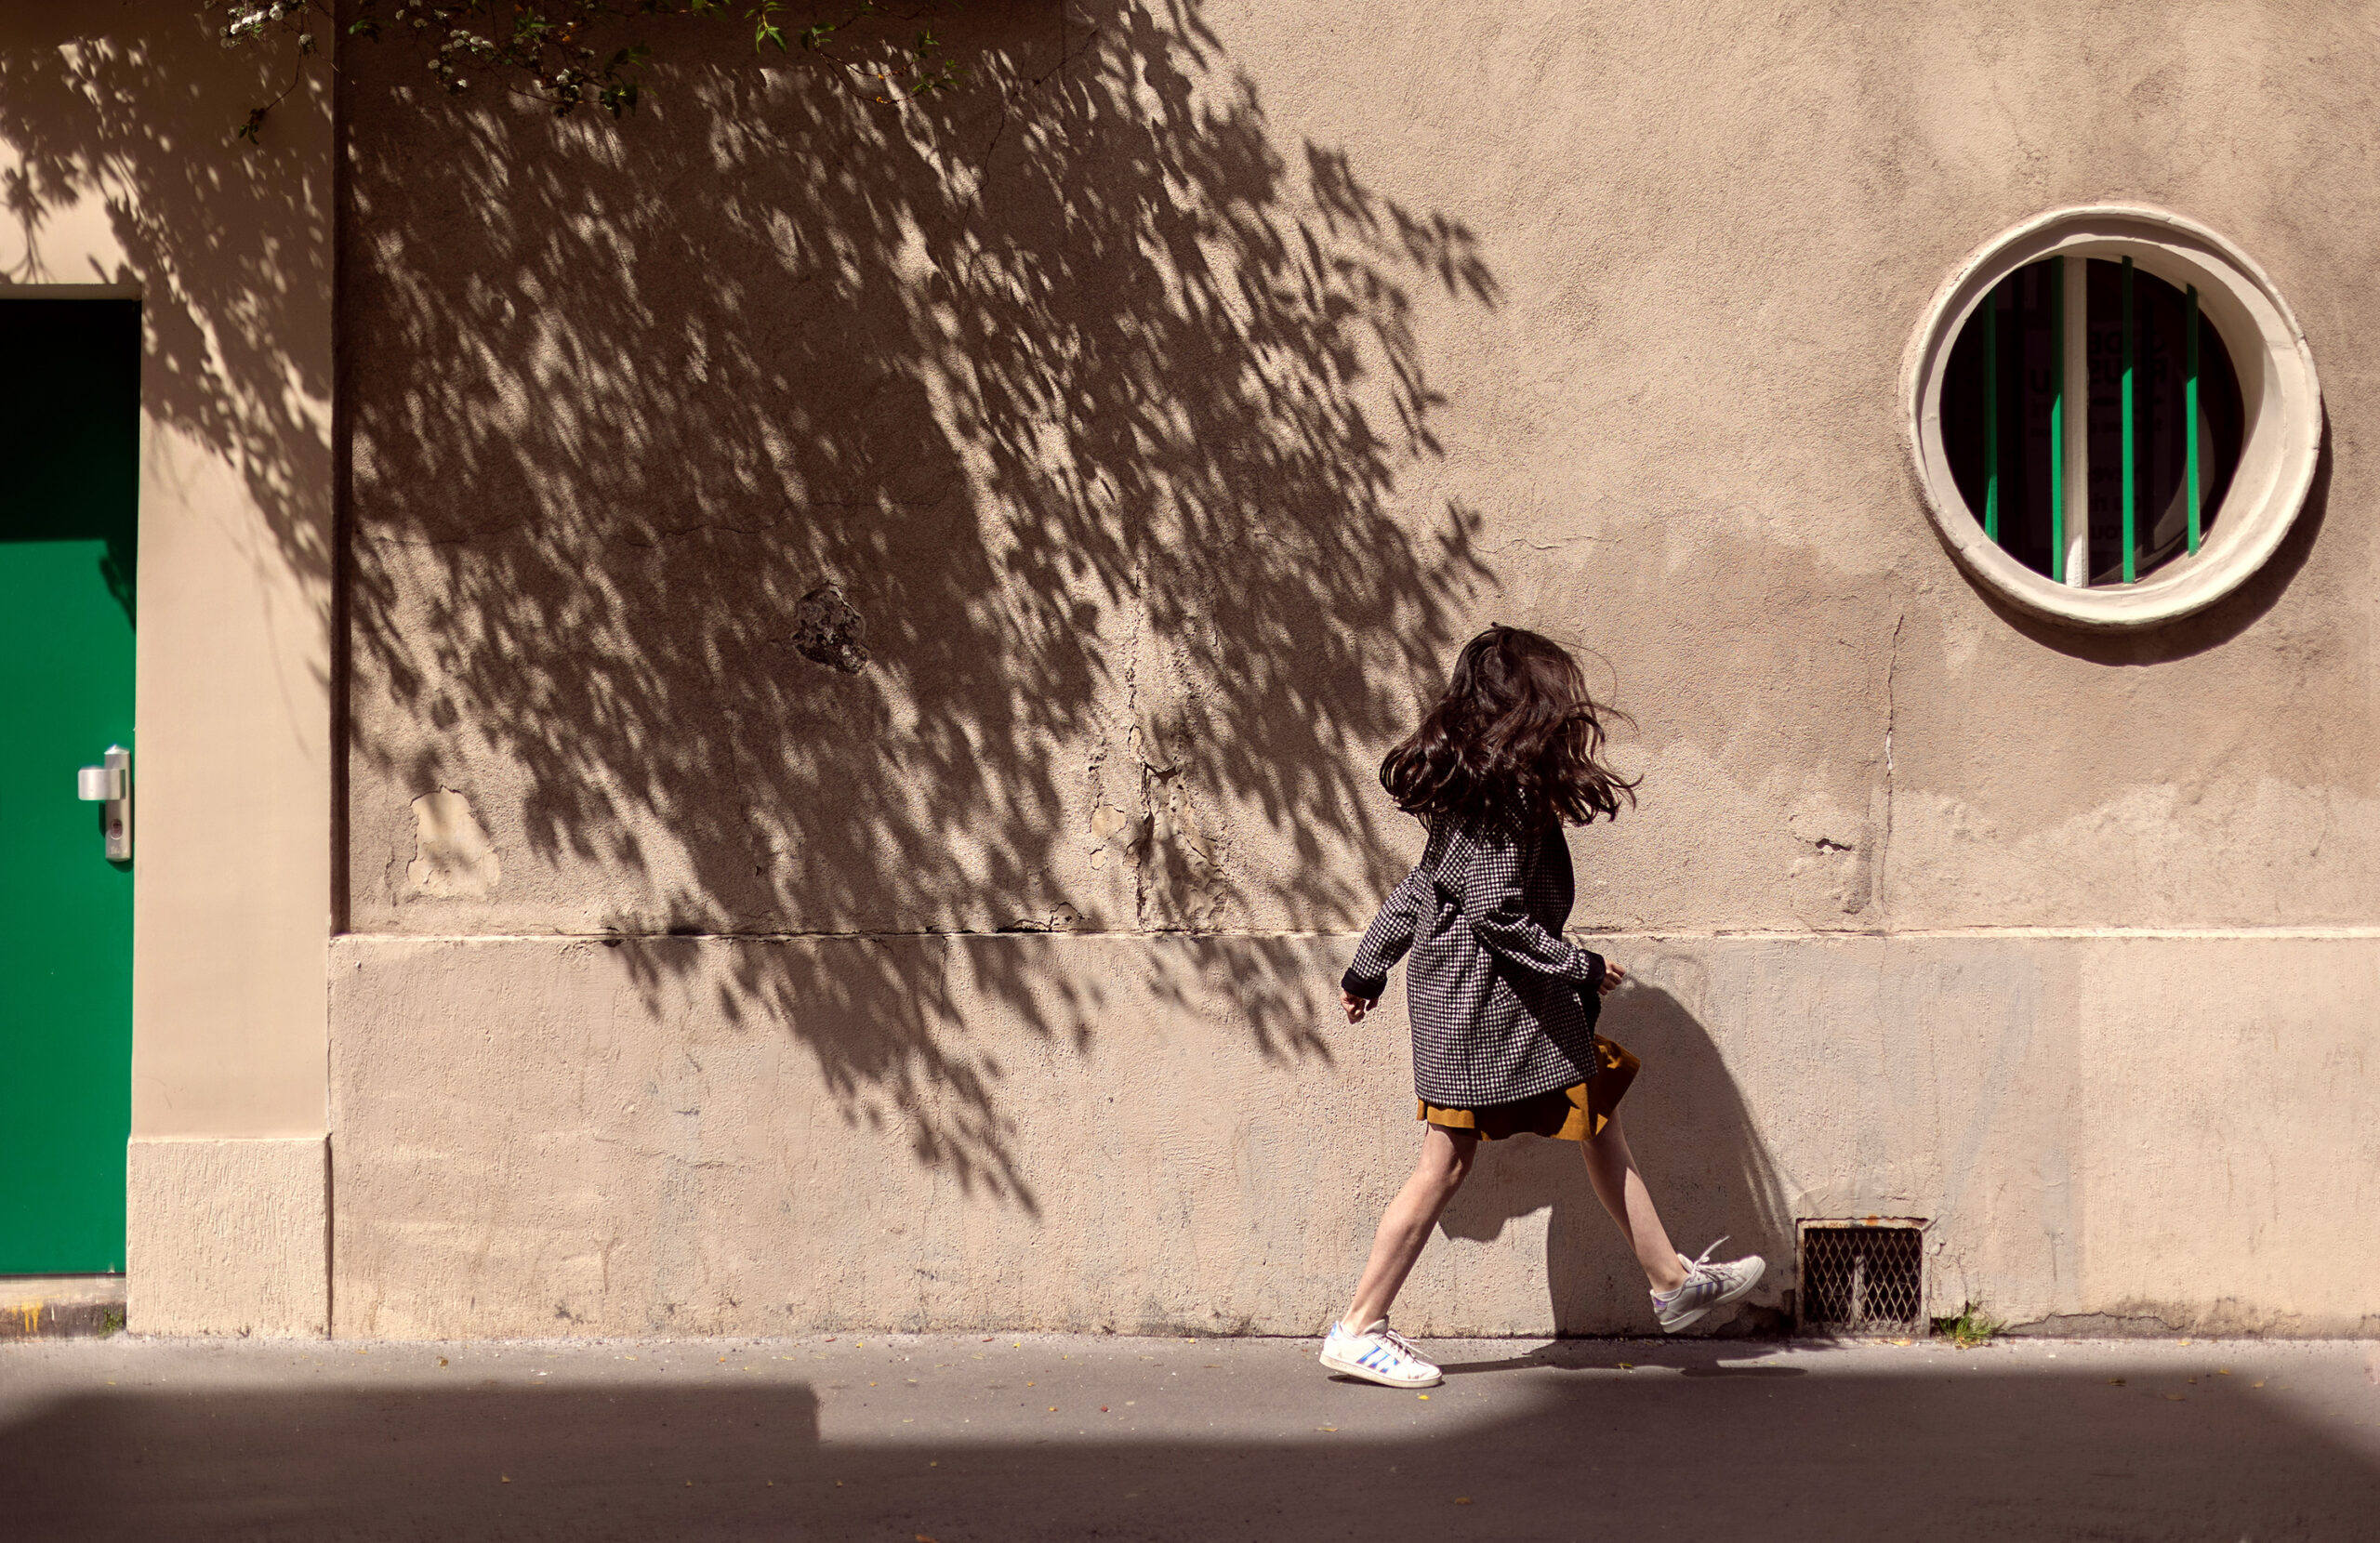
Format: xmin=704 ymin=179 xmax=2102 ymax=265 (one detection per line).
xmin=1904 ymin=206 xmax=2320 ymax=628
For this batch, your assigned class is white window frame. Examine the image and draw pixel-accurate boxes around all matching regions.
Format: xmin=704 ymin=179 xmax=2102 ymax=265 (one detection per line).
xmin=1903 ymin=205 xmax=2320 ymax=629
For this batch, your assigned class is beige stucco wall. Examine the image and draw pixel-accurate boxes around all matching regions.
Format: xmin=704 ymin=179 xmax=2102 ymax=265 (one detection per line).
xmin=344 ymin=2 xmax=2380 ymax=943
xmin=2 ymin=9 xmax=335 ymax=1332
xmin=126 ymin=1137 xmax=328 ymax=1338
xmin=329 ymin=931 xmax=2380 ymax=1339
xmin=319 ymin=0 xmax=2380 ymax=1337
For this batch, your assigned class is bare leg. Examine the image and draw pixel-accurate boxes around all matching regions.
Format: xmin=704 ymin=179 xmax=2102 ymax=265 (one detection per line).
xmin=1341 ymin=1125 xmax=1479 ymax=1331
xmin=1580 ymin=1114 xmax=1688 ymax=1293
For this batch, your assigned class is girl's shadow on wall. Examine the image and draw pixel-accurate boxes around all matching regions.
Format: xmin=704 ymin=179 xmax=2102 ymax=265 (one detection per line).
xmin=1436 ymin=979 xmax=1794 ymax=1336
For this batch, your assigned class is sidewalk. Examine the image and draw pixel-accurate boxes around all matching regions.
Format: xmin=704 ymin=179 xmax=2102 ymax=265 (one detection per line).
xmin=5 ymin=1332 xmax=2377 ymax=1540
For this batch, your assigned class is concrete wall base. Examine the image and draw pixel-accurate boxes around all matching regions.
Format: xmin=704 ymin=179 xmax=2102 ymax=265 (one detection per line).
xmin=327 ymin=932 xmax=2380 ymax=1340
xmin=0 ymin=1276 xmax=127 ymax=1339
xmin=126 ymin=1137 xmax=329 ymax=1338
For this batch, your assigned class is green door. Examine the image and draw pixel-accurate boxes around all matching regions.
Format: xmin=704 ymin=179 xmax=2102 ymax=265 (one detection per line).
xmin=0 ymin=298 xmax=139 ymax=1274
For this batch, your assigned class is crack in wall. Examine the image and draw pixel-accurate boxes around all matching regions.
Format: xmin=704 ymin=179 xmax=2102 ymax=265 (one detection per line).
xmin=1873 ymin=611 xmax=1905 ymax=921
xmin=1120 ymin=575 xmax=1151 ymax=930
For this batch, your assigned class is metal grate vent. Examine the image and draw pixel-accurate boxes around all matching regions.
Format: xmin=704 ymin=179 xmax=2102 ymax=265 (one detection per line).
xmin=1797 ymin=1220 xmax=1925 ymax=1335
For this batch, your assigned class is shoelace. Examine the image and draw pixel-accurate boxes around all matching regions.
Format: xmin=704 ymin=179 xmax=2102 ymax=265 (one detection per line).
xmin=1656 ymin=1237 xmax=1732 ymax=1302
xmin=1375 ymin=1325 xmax=1424 ymax=1361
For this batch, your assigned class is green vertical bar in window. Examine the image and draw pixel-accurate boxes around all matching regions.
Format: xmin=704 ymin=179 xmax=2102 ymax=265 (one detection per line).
xmin=1983 ymin=281 xmax=2000 ymax=543
xmin=2121 ymin=256 xmax=2136 ymax=584
xmin=2186 ymin=284 xmax=2201 ymax=554
xmin=2049 ymin=257 xmax=2065 ymax=582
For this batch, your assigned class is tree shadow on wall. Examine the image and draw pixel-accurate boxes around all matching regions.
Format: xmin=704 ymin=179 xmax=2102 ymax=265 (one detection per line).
xmin=0 ymin=4 xmax=1504 ymax=1206
xmin=1438 ymin=977 xmax=1794 ymax=1335
xmin=0 ymin=8 xmax=334 ymax=611
xmin=336 ymin=1 xmax=1501 ymax=1200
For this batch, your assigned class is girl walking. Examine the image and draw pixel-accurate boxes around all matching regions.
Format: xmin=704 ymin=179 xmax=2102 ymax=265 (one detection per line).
xmin=1322 ymin=625 xmax=1764 ymax=1388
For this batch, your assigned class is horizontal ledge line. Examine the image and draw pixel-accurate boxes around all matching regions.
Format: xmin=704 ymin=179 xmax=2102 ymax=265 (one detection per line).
xmin=1588 ymin=925 xmax=2380 ymax=941
xmin=334 ymin=925 xmax=2380 ymax=944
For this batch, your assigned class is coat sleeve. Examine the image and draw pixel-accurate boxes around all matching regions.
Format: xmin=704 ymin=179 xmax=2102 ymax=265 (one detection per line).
xmin=1341 ymin=865 xmax=1432 ymax=1000
xmin=1444 ymin=822 xmax=1603 ymax=984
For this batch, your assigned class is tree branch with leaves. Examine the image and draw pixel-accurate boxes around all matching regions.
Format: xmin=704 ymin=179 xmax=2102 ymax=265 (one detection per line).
xmin=213 ymin=0 xmax=964 ymax=139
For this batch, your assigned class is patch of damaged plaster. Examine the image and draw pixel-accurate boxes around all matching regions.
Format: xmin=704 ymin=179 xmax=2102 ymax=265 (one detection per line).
xmin=407 ymin=788 xmax=501 ymax=899
xmin=1131 ymin=716 xmax=1228 ymax=932
xmin=1086 ymin=803 xmax=1134 ymax=871
xmin=786 ymin=581 xmax=868 ymax=673
xmin=1785 ymin=795 xmax=1871 ymax=917
xmin=1080 ymin=597 xmax=1232 ymax=933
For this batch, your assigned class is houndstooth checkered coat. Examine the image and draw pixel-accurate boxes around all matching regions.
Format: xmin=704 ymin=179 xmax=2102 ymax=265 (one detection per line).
xmin=1342 ymin=815 xmax=1606 ymax=1108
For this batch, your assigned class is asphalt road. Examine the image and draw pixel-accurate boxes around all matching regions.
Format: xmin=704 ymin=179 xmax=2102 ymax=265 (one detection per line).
xmin=4 ymin=1332 xmax=2377 ymax=1540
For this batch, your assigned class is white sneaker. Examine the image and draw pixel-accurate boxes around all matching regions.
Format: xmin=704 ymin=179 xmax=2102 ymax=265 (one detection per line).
xmin=1652 ymin=1237 xmax=1766 ymax=1334
xmin=1320 ymin=1317 xmax=1444 ymax=1387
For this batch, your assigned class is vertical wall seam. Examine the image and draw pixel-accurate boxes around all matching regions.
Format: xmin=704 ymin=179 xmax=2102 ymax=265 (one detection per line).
xmin=323 ymin=30 xmax=353 ymax=1340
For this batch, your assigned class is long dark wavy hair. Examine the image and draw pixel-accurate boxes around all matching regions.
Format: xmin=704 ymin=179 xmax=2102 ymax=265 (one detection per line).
xmin=1380 ymin=625 xmax=1637 ymax=837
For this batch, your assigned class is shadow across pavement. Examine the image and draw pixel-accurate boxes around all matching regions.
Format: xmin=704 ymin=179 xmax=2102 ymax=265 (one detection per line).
xmin=5 ymin=1352 xmax=2377 ymax=1541
xmin=1425 ymin=1338 xmax=1812 ymax=1378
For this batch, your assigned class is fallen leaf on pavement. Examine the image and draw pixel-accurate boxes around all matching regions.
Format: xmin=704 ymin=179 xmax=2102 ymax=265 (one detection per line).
xmin=2164 ymin=1393 xmax=2187 ymax=1402
xmin=1455 ymin=1497 xmax=1474 ymax=1505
